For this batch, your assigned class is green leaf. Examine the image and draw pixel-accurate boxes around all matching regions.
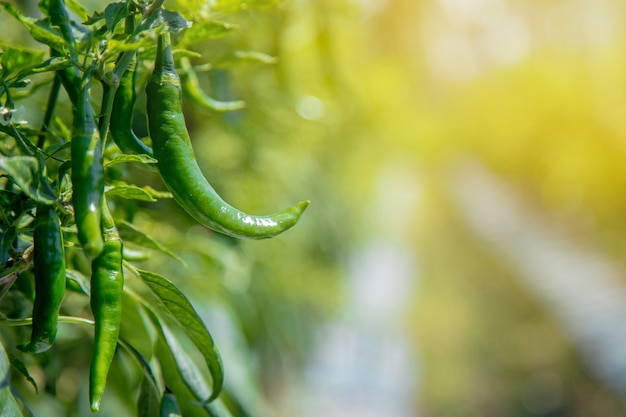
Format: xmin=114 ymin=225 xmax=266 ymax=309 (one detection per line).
xmin=0 ymin=190 xmax=19 ymax=210
xmin=65 ymin=269 xmax=90 ymax=295
xmin=0 ymin=43 xmax=45 ymax=75
xmin=0 ymin=226 xmax=17 ymax=264
xmin=106 ymin=38 xmax=147 ymax=56
xmin=56 ymin=159 xmax=72 ymax=192
xmin=179 ymin=20 xmax=237 ymax=47
xmin=137 ymin=376 xmax=161 ymax=417
xmin=105 ymin=184 xmax=172 ymax=202
xmin=155 ymin=336 xmax=224 ymax=417
xmin=212 ymin=50 xmax=277 ymax=68
xmin=159 ymin=9 xmax=192 ymax=34
xmin=85 ymin=2 xmax=125 ymax=32
xmin=105 ymin=153 xmax=157 ymax=167
xmin=0 ymin=3 xmax=67 ymax=52
xmin=0 ymin=342 xmax=24 ymax=417
xmin=7 ymin=354 xmax=37 ymax=394
xmin=212 ymin=0 xmax=280 ymax=12
xmin=23 ymin=56 xmax=71 ymax=75
xmin=117 ymin=337 xmax=160 ymax=392
xmin=0 ymin=156 xmax=57 ymax=205
xmin=152 ymin=315 xmax=233 ymax=417
xmin=116 ymin=220 xmax=184 ymax=265
xmin=10 ymin=80 xmax=31 ymax=89
xmin=52 ymin=116 xmax=72 ymax=143
xmin=122 ymin=247 xmax=150 ymax=262
xmin=138 ymin=270 xmax=224 ymax=403
xmin=65 ymin=0 xmax=89 ymax=22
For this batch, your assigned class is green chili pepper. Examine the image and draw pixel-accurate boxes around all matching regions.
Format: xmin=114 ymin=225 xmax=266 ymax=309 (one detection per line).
xmin=109 ymin=7 xmax=153 ymax=156
xmin=146 ymin=32 xmax=309 ymax=240
xmin=89 ymin=199 xmax=123 ymax=412
xmin=19 ymin=203 xmax=66 ymax=354
xmin=160 ymin=391 xmax=182 ymax=417
xmin=179 ymin=57 xmax=246 ymax=114
xmin=71 ymin=69 xmax=104 ymax=259
xmin=110 ymin=54 xmax=153 ymax=156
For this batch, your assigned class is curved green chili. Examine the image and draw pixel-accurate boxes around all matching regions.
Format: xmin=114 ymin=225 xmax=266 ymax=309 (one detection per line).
xmin=89 ymin=199 xmax=123 ymax=412
xmin=180 ymin=57 xmax=245 ymax=114
xmin=146 ymin=32 xmax=309 ymax=240
xmin=110 ymin=54 xmax=153 ymax=156
xmin=19 ymin=203 xmax=66 ymax=354
xmin=71 ymin=69 xmax=104 ymax=259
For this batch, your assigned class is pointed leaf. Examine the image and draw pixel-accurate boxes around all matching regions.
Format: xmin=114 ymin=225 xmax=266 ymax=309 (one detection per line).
xmin=152 ymin=314 xmax=233 ymax=417
xmin=24 ymin=56 xmax=71 ymax=75
xmin=155 ymin=334 xmax=232 ymax=417
xmin=0 ymin=342 xmax=24 ymax=417
xmin=105 ymin=153 xmax=157 ymax=167
xmin=0 ymin=3 xmax=67 ymax=51
xmin=85 ymin=2 xmax=125 ymax=31
xmin=138 ymin=270 xmax=223 ymax=402
xmin=158 ymin=320 xmax=210 ymax=400
xmin=103 ymin=2 xmax=126 ymax=32
xmin=179 ymin=20 xmax=237 ymax=47
xmin=7 ymin=354 xmax=37 ymax=394
xmin=213 ymin=50 xmax=276 ymax=68
xmin=122 ymin=247 xmax=150 ymax=262
xmin=65 ymin=0 xmax=89 ymax=22
xmin=65 ymin=269 xmax=90 ymax=295
xmin=106 ymin=38 xmax=148 ymax=55
xmin=117 ymin=337 xmax=160 ymax=392
xmin=116 ymin=221 xmax=184 ymax=265
xmin=105 ymin=184 xmax=172 ymax=202
xmin=212 ymin=0 xmax=280 ymax=12
xmin=137 ymin=376 xmax=161 ymax=417
xmin=0 ymin=43 xmax=45 ymax=75
xmin=159 ymin=9 xmax=191 ymax=34
xmin=0 ymin=156 xmax=57 ymax=205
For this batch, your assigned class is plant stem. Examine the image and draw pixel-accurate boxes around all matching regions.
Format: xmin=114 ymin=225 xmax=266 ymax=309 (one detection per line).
xmin=48 ymin=0 xmax=80 ymax=107
xmin=37 ymin=74 xmax=62 ymax=149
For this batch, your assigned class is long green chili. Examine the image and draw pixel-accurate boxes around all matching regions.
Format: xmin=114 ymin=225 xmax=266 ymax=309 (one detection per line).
xmin=146 ymin=32 xmax=309 ymax=240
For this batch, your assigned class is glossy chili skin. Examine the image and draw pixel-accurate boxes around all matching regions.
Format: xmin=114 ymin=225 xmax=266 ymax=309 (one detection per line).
xmin=110 ymin=9 xmax=153 ymax=156
xmin=20 ymin=204 xmax=66 ymax=353
xmin=71 ymin=70 xmax=104 ymax=258
xmin=89 ymin=201 xmax=123 ymax=412
xmin=110 ymin=54 xmax=153 ymax=156
xmin=146 ymin=32 xmax=309 ymax=240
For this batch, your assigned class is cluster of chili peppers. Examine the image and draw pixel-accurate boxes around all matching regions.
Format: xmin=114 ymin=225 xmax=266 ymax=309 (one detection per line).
xmin=5 ymin=0 xmax=309 ymax=412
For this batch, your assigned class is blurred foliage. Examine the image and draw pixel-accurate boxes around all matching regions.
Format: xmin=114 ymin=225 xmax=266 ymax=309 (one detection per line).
xmin=4 ymin=0 xmax=626 ymax=414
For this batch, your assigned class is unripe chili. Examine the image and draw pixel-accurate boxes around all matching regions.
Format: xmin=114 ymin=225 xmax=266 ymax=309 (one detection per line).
xmin=89 ymin=199 xmax=123 ymax=412
xmin=110 ymin=54 xmax=153 ymax=156
xmin=71 ymin=69 xmax=104 ymax=259
xmin=110 ymin=7 xmax=153 ymax=156
xmin=146 ymin=32 xmax=309 ymax=240
xmin=19 ymin=203 xmax=66 ymax=353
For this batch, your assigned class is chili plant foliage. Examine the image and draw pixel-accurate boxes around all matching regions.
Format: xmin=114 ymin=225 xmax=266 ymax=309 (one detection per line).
xmin=0 ymin=0 xmax=309 ymax=415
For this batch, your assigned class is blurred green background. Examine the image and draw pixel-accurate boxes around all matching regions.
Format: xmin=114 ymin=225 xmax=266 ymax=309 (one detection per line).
xmin=6 ymin=0 xmax=626 ymax=415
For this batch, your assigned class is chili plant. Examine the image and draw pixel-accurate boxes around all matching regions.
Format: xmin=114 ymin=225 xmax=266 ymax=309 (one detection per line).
xmin=0 ymin=0 xmax=309 ymax=415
